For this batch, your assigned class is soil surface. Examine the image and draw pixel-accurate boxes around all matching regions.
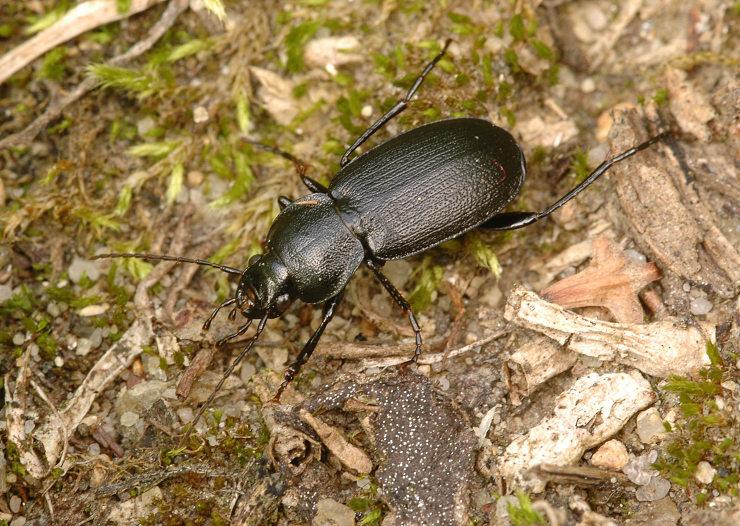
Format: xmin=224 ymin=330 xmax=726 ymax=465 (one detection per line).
xmin=0 ymin=1 xmax=737 ymax=525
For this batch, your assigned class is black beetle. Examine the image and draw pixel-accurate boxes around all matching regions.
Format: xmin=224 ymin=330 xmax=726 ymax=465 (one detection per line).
xmin=96 ymin=40 xmax=662 ymax=407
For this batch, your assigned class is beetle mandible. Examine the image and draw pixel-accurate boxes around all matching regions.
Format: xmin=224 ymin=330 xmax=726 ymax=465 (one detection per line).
xmin=97 ymin=39 xmax=663 ymax=405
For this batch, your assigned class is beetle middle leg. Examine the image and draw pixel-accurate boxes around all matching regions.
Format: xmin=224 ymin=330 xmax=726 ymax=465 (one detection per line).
xmin=273 ymin=291 xmax=345 ymax=401
xmin=480 ymin=133 xmax=666 ymax=230
xmin=365 ymin=259 xmax=423 ymax=363
xmin=340 ymin=39 xmax=452 ymax=167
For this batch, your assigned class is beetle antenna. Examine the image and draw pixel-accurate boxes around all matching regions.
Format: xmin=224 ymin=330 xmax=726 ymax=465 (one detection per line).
xmin=179 ymin=314 xmax=269 ymax=448
xmin=92 ymin=252 xmax=243 ymax=276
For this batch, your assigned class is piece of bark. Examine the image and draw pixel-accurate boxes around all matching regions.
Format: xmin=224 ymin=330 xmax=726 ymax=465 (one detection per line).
xmin=298 ymin=409 xmax=372 ymax=475
xmin=609 ymin=107 xmax=739 ymax=298
xmin=540 ymin=236 xmax=661 ymax=324
xmin=505 ymin=287 xmax=712 ymax=378
xmin=497 ymin=372 xmax=655 ymax=492
xmin=504 ymin=335 xmax=577 ymax=404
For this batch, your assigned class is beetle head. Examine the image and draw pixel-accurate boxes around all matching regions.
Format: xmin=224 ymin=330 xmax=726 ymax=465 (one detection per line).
xmin=235 ymin=253 xmax=293 ymax=319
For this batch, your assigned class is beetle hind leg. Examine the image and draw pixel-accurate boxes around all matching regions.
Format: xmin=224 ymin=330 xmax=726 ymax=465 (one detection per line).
xmin=366 ymin=260 xmax=423 ymax=363
xmin=481 ymin=133 xmax=666 ymax=231
xmin=340 ymin=39 xmax=452 ymax=167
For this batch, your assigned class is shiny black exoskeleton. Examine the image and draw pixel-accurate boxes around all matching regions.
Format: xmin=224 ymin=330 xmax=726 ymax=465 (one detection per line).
xmin=96 ymin=40 xmax=663 ymax=405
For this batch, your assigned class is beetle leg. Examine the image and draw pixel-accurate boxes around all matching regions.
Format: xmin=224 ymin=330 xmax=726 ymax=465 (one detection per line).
xmin=340 ymin=39 xmax=452 ymax=167
xmin=481 ymin=133 xmax=666 ymax=231
xmin=273 ymin=291 xmax=344 ymax=402
xmin=366 ymin=260 xmax=423 ymax=363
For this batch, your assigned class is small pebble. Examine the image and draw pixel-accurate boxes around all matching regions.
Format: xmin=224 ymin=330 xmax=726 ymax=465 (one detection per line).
xmin=581 ymin=77 xmax=596 ymax=93
xmin=0 ymin=284 xmax=12 ymax=303
xmin=9 ymin=495 xmax=21 ymax=513
xmin=313 ymin=498 xmax=355 ymax=526
xmin=23 ymin=419 xmax=35 ymax=435
xmin=12 ymin=333 xmax=25 ymax=345
xmin=624 ymin=249 xmax=647 ymax=264
xmin=623 ymin=450 xmax=659 ymax=486
xmin=136 ymin=116 xmax=155 ymax=135
xmin=361 ymin=105 xmax=373 ymax=118
xmin=177 ymin=407 xmax=194 ymax=424
xmin=78 ymin=304 xmax=109 ymax=317
xmin=193 ymin=106 xmax=209 ymax=124
xmin=591 ymin=439 xmax=629 ymax=470
xmin=689 ymin=297 xmax=712 ymax=315
xmin=76 ymin=338 xmax=93 ymax=356
xmin=694 ymin=461 xmax=716 ymax=485
xmin=635 ymin=476 xmax=671 ymax=501
xmin=240 ymin=362 xmax=256 ymax=385
xmin=120 ymin=412 xmax=139 ymax=427
xmin=186 ymin=170 xmax=204 ymax=187
xmin=636 ymin=408 xmax=665 ymax=444
xmin=68 ymin=256 xmax=101 ymax=283
xmin=46 ymin=302 xmax=61 ymax=317
xmin=88 ymin=443 xmax=101 ymax=456
xmin=10 ymin=517 xmax=26 ymax=526
xmin=682 ymin=282 xmax=691 ymax=292
xmin=54 ymin=356 xmax=64 ymax=367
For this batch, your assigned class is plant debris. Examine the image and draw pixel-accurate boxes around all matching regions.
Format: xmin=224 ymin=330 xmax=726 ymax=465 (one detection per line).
xmin=505 ymin=286 xmax=713 ymax=378
xmin=540 ymin=236 xmax=661 ymax=324
xmin=497 ymin=372 xmax=655 ymax=492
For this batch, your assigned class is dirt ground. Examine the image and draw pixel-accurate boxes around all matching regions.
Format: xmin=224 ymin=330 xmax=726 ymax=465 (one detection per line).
xmin=0 ymin=1 xmax=738 ymax=525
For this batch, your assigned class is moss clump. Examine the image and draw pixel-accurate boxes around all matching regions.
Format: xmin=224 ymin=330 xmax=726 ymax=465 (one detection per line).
xmin=654 ymin=342 xmax=739 ymax=502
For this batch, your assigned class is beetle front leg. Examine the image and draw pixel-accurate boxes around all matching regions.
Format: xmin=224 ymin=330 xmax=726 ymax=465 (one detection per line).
xmin=366 ymin=259 xmax=423 ymax=362
xmin=273 ymin=291 xmax=344 ymax=401
xmin=481 ymin=133 xmax=666 ymax=231
xmin=340 ymin=39 xmax=451 ymax=167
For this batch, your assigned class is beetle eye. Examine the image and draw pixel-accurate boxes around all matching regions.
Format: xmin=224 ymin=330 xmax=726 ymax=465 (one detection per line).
xmin=248 ymin=254 xmax=262 ymax=266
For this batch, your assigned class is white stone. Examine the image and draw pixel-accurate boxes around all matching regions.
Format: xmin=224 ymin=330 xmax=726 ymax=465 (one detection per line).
xmin=635 ymin=476 xmax=671 ymax=501
xmin=312 ymin=498 xmax=355 ymax=526
xmin=9 ymin=495 xmax=21 ymax=513
xmin=694 ymin=461 xmax=716 ymax=485
xmin=689 ymin=297 xmax=712 ymax=315
xmin=591 ymin=439 xmax=629 ymax=470
xmin=68 ymin=256 xmax=101 ymax=283
xmin=78 ymin=304 xmax=109 ymax=317
xmin=636 ymin=408 xmax=666 ymax=443
xmin=120 ymin=412 xmax=139 ymax=427
xmin=193 ymin=106 xmax=209 ymax=124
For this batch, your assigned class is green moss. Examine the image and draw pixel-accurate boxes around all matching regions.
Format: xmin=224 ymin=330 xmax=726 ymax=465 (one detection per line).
xmin=38 ymin=47 xmax=68 ymax=81
xmin=652 ymin=87 xmax=669 ymax=106
xmin=408 ymin=256 xmax=444 ymax=312
xmin=507 ymin=491 xmax=546 ymax=526
xmin=654 ymin=342 xmax=739 ymax=499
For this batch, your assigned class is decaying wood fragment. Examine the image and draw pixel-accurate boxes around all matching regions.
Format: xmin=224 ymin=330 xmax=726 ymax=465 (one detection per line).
xmin=540 ymin=236 xmax=661 ymax=324
xmin=505 ymin=287 xmax=712 ymax=378
xmin=497 ymin=372 xmax=655 ymax=492
xmin=298 ymin=409 xmax=373 ymax=475
xmin=504 ymin=335 xmax=577 ymax=404
xmin=610 ymin=107 xmax=739 ymax=298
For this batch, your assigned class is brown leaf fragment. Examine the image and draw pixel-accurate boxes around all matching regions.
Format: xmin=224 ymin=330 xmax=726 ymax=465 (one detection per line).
xmin=299 ymin=409 xmax=373 ymax=475
xmin=541 ymin=236 xmax=661 ymax=323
